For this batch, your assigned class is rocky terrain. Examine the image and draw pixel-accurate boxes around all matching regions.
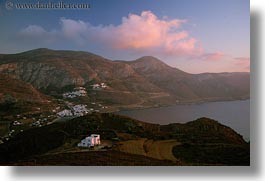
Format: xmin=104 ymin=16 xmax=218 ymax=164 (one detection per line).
xmin=0 ymin=48 xmax=249 ymax=109
xmin=0 ymin=73 xmax=57 ymax=135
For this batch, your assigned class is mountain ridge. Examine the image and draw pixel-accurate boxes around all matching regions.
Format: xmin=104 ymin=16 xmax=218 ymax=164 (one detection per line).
xmin=0 ymin=48 xmax=250 ymax=74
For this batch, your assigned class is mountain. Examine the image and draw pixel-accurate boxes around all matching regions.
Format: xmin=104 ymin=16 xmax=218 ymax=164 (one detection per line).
xmin=126 ymin=56 xmax=249 ymax=102
xmin=0 ymin=113 xmax=249 ymax=165
xmin=0 ymin=73 xmax=55 ymax=120
xmin=0 ymin=49 xmax=250 ymax=165
xmin=0 ymin=48 xmax=250 ymax=108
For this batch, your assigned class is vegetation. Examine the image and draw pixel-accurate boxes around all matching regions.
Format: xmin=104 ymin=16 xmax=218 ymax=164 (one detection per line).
xmin=172 ymin=143 xmax=250 ymax=166
xmin=0 ymin=94 xmax=17 ymax=111
xmin=10 ymin=151 xmax=177 ymax=166
xmin=0 ymin=122 xmax=10 ymax=137
xmin=0 ymin=113 xmax=250 ymax=165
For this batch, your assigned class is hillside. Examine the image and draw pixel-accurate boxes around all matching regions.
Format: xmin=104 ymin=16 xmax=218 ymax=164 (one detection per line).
xmin=0 ymin=73 xmax=60 ymax=139
xmin=0 ymin=73 xmax=56 ymax=120
xmin=127 ymin=56 xmax=249 ymax=102
xmin=9 ymin=151 xmax=178 ymax=166
xmin=0 ymin=113 xmax=249 ymax=165
xmin=0 ymin=49 xmax=250 ymax=165
xmin=0 ymin=48 xmax=250 ymax=109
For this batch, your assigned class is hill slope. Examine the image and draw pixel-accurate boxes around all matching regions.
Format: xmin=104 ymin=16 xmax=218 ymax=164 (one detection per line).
xmin=0 ymin=113 xmax=249 ymax=165
xmin=0 ymin=49 xmax=250 ymax=106
xmin=126 ymin=56 xmax=249 ymax=102
xmin=0 ymin=73 xmax=55 ymax=120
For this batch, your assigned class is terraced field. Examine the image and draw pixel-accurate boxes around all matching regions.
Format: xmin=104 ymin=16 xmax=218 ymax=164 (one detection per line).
xmin=117 ymin=139 xmax=180 ymax=162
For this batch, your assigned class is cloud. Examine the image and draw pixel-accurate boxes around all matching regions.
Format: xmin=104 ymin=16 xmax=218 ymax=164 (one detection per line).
xmin=21 ymin=25 xmax=47 ymax=35
xmin=103 ymin=11 xmax=189 ymax=50
xmin=18 ymin=25 xmax=58 ymax=44
xmin=16 ymin=11 xmax=206 ymax=58
xmin=234 ymin=57 xmax=250 ymax=62
xmin=60 ymin=18 xmax=89 ymax=45
xmin=199 ymin=52 xmax=225 ymax=61
xmin=234 ymin=57 xmax=250 ymax=71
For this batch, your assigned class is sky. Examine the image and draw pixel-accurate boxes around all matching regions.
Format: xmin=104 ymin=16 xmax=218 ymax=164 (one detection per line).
xmin=0 ymin=0 xmax=250 ymax=73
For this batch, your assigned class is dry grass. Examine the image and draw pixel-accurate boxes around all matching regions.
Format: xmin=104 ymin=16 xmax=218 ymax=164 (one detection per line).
xmin=116 ymin=132 xmax=137 ymax=140
xmin=118 ymin=139 xmax=147 ymax=156
xmin=152 ymin=140 xmax=181 ymax=161
xmin=117 ymin=139 xmax=180 ymax=162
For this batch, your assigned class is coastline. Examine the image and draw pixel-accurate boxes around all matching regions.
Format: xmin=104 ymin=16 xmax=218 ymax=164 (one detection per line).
xmin=116 ymin=99 xmax=250 ymax=141
xmin=114 ymin=97 xmax=250 ymax=112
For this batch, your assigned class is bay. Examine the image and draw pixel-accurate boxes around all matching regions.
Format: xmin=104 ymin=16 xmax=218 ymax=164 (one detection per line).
xmin=118 ymin=100 xmax=250 ymax=141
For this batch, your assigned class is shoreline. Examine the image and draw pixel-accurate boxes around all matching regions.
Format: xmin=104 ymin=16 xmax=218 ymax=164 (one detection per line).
xmin=115 ymin=97 xmax=250 ymax=113
xmin=115 ymin=99 xmax=250 ymax=142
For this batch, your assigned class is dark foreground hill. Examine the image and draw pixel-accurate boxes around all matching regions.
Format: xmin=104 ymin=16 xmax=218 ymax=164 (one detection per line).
xmin=9 ymin=151 xmax=177 ymax=166
xmin=0 ymin=49 xmax=249 ymax=108
xmin=0 ymin=113 xmax=249 ymax=166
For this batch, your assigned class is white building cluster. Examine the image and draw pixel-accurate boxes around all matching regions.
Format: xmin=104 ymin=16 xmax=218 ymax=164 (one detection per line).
xmin=91 ymin=83 xmax=108 ymax=90
xmin=78 ymin=134 xmax=100 ymax=147
xmin=57 ymin=104 xmax=89 ymax=117
xmin=57 ymin=109 xmax=73 ymax=117
xmin=13 ymin=121 xmax=22 ymax=126
xmin=63 ymin=87 xmax=87 ymax=99
xmin=72 ymin=104 xmax=89 ymax=116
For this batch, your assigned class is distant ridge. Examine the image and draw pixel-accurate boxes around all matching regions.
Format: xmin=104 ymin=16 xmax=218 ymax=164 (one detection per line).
xmin=0 ymin=48 xmax=249 ymax=106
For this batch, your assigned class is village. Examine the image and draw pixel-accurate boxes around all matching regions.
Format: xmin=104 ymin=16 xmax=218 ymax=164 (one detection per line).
xmin=0 ymin=85 xmax=111 ymax=143
xmin=62 ymin=87 xmax=87 ymax=99
xmin=57 ymin=85 xmax=109 ymax=117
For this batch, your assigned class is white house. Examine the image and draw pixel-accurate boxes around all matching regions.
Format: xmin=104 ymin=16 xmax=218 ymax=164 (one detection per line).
xmin=62 ymin=87 xmax=87 ymax=99
xmin=72 ymin=104 xmax=89 ymax=116
xmin=57 ymin=109 xmax=73 ymax=117
xmin=91 ymin=83 xmax=108 ymax=90
xmin=100 ymin=83 xmax=107 ymax=88
xmin=77 ymin=134 xmax=100 ymax=147
xmin=91 ymin=84 xmax=100 ymax=89
xmin=13 ymin=121 xmax=22 ymax=126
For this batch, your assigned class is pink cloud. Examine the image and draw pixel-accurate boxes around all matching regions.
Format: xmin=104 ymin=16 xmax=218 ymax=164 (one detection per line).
xmin=19 ymin=11 xmax=202 ymax=58
xmin=112 ymin=11 xmax=187 ymax=49
xmin=17 ymin=11 xmax=224 ymax=61
xmin=234 ymin=57 xmax=250 ymax=62
xmin=234 ymin=57 xmax=250 ymax=71
xmin=95 ymin=11 xmax=201 ymax=57
xmin=199 ymin=52 xmax=225 ymax=61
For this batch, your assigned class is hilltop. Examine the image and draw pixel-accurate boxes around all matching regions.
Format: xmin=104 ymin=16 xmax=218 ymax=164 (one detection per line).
xmin=0 ymin=113 xmax=249 ymax=166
